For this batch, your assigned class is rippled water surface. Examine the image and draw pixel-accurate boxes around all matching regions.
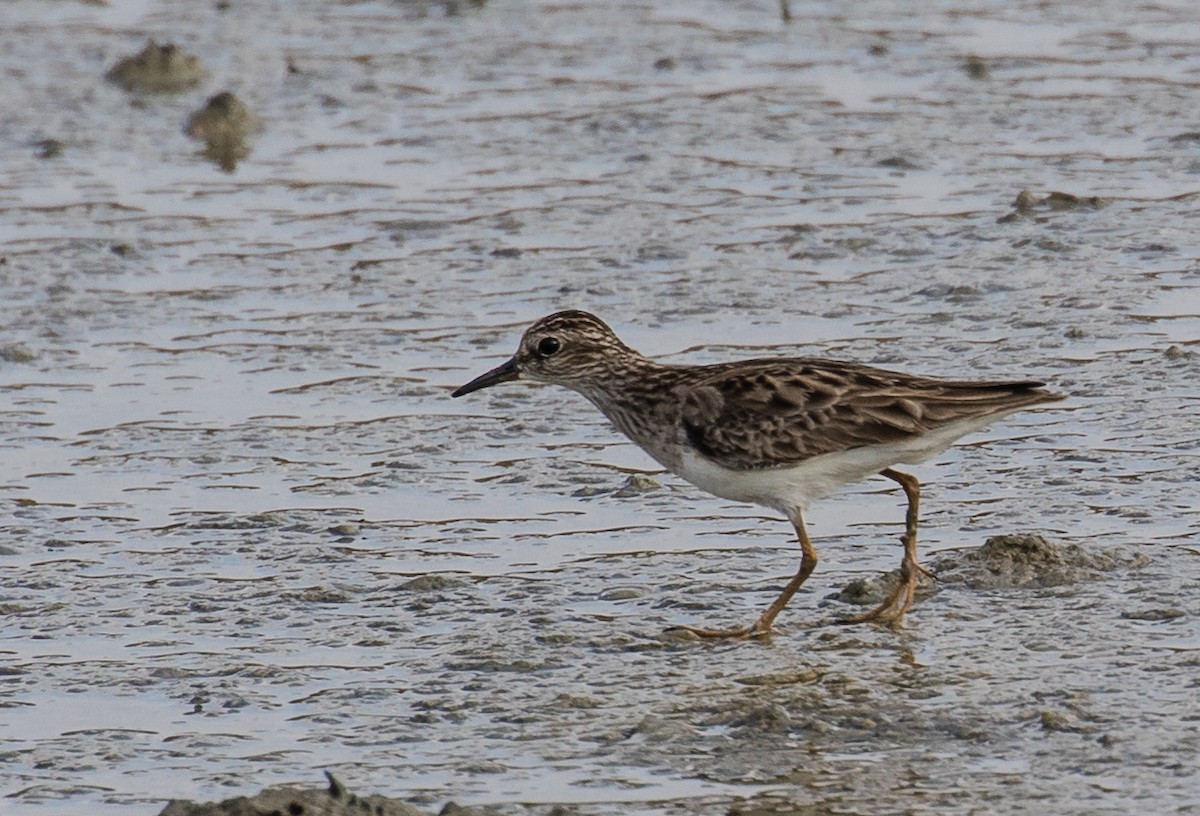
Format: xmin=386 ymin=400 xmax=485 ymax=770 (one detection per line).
xmin=2 ymin=0 xmax=1198 ymax=814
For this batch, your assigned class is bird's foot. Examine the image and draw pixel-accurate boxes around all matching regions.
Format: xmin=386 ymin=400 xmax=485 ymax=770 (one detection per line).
xmin=665 ymin=620 xmax=774 ymax=640
xmin=841 ymin=562 xmax=923 ymax=629
xmin=841 ymin=606 xmax=906 ymax=630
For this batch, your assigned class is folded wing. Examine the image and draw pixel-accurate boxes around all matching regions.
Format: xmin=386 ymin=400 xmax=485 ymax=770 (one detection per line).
xmin=678 ymin=359 xmax=1062 ymax=471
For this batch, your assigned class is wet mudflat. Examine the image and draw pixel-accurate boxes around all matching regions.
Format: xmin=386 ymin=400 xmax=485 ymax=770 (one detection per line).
xmin=1 ymin=0 xmax=1198 ymax=814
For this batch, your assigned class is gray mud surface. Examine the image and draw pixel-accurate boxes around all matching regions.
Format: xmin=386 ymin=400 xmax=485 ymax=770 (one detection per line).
xmin=1 ymin=1 xmax=1198 ymax=815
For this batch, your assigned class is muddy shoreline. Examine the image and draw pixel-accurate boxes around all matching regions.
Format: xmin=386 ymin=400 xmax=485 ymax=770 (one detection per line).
xmin=2 ymin=0 xmax=1197 ymax=814
xmin=154 ymin=535 xmax=1156 ymax=815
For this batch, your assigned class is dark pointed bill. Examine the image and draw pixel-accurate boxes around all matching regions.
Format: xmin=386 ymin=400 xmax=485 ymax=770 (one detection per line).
xmin=451 ymin=357 xmax=521 ymax=397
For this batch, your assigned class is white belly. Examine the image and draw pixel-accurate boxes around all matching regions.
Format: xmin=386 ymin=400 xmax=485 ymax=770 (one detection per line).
xmin=673 ymin=413 xmax=1013 ymax=515
xmin=677 ymin=446 xmax=894 ymax=514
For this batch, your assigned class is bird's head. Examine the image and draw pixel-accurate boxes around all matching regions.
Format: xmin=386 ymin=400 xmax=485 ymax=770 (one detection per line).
xmin=451 ymin=310 xmax=634 ymax=397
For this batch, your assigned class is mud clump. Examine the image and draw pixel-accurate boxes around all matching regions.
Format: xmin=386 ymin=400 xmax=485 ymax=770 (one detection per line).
xmin=612 ymin=473 xmax=661 ymax=497
xmin=398 ymin=573 xmax=466 ymax=592
xmin=1121 ymin=607 xmax=1184 ymax=621
xmin=832 ymin=569 xmax=937 ymax=607
xmin=158 ymin=772 xmax=472 ymax=816
xmin=107 ymin=40 xmax=205 ymax=93
xmin=834 ymin=534 xmax=1145 ymax=607
xmin=932 ymin=533 xmax=1147 ymax=590
xmin=34 ymin=138 xmax=65 ymax=159
xmin=186 ymin=92 xmax=258 ymax=171
xmin=999 ymin=189 xmax=1108 ymax=222
xmin=0 ymin=343 xmax=38 ymax=363
xmin=963 ymin=53 xmax=990 ymax=80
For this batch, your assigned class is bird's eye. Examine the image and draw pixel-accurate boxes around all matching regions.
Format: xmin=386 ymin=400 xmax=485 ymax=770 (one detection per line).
xmin=536 ymin=336 xmax=562 ymax=357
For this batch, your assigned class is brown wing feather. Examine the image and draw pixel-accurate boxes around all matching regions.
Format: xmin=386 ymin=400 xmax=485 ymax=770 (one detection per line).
xmin=677 ymin=358 xmax=1063 ymax=470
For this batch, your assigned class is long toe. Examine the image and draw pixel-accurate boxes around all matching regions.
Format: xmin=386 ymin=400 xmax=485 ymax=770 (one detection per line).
xmin=844 ymin=607 xmax=891 ymax=625
xmin=665 ymin=622 xmax=768 ymax=640
xmin=843 ymin=607 xmax=905 ymax=628
xmin=845 ymin=579 xmax=905 ymax=625
xmin=845 ymin=570 xmax=922 ymax=628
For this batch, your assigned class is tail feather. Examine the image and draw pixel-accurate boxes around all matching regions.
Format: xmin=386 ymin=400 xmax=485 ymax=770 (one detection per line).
xmin=917 ymin=381 xmax=1064 ymax=425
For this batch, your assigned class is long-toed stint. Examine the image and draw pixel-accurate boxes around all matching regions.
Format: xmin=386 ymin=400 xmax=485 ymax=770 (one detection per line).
xmin=452 ymin=310 xmax=1063 ymax=638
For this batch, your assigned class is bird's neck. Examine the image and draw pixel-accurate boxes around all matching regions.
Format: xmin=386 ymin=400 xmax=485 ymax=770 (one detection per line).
xmin=569 ymin=350 xmax=666 ymax=401
xmin=570 ymin=354 xmax=685 ymax=469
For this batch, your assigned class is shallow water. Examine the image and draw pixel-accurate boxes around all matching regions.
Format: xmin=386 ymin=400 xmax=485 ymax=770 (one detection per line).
xmin=1 ymin=0 xmax=1198 ymax=814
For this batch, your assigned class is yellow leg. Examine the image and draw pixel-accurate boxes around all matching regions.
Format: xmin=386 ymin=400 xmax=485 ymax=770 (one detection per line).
xmin=846 ymin=468 xmax=933 ymax=628
xmin=670 ymin=511 xmax=818 ymax=639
